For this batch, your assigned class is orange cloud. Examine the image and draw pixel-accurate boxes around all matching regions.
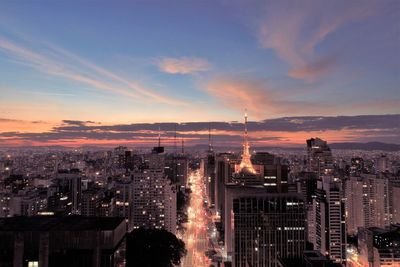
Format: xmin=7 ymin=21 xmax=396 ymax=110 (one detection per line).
xmin=157 ymin=57 xmax=211 ymax=74
xmin=204 ymin=76 xmax=400 ymax=118
xmin=204 ymin=77 xmax=328 ymax=117
xmin=205 ymin=78 xmax=274 ymax=118
xmin=0 ymin=118 xmax=55 ymax=133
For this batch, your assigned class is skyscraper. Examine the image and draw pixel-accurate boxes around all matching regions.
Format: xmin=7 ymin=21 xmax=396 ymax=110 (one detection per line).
xmin=114 ymin=178 xmax=133 ymax=229
xmin=131 ymin=150 xmax=177 ymax=233
xmin=225 ymin=185 xmax=306 ymax=267
xmin=306 ymin=138 xmax=334 ymax=177
xmin=313 ymin=176 xmax=346 ymax=264
xmin=345 ymin=174 xmax=390 ymax=235
xmin=55 ymin=169 xmax=82 ymax=215
xmin=358 ymin=225 xmax=400 ymax=267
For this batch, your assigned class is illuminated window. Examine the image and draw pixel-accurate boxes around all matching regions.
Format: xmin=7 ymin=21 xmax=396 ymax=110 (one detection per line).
xmin=28 ymin=262 xmax=39 ymax=267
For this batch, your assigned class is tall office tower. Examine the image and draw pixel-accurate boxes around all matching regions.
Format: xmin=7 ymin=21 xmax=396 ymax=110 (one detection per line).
xmin=390 ymin=181 xmax=400 ymax=224
xmin=81 ymin=188 xmax=102 ymax=217
xmin=206 ymin=125 xmax=216 ymax=205
xmin=306 ymin=138 xmax=334 ymax=177
xmin=313 ymin=176 xmax=346 ymax=264
xmin=98 ymin=195 xmax=114 ymax=217
xmin=132 ymin=164 xmax=177 ymax=233
xmin=165 ymin=154 xmax=189 ymax=187
xmin=114 ymin=146 xmax=128 ymax=169
xmin=203 ymin=152 xmax=216 ymax=207
xmin=376 ymin=154 xmax=391 ymax=172
xmin=114 ymin=178 xmax=133 ymax=229
xmin=146 ymin=148 xmax=165 ymax=169
xmin=358 ymin=225 xmax=400 ymax=267
xmin=164 ymin=181 xmax=177 ymax=234
xmin=19 ymin=190 xmax=44 ymax=216
xmin=251 ymin=152 xmax=275 ymax=165
xmin=0 ymin=193 xmax=13 ymax=217
xmin=294 ymin=172 xmax=318 ymax=244
xmin=295 ymin=172 xmax=318 ymax=205
xmin=203 ymin=127 xmax=216 ymax=207
xmin=350 ymin=157 xmax=364 ymax=176
xmin=55 ymin=169 xmax=82 ymax=215
xmin=278 ymin=250 xmax=344 ymax=267
xmin=225 ymin=185 xmax=306 ymax=267
xmin=214 ymin=153 xmax=238 ymax=220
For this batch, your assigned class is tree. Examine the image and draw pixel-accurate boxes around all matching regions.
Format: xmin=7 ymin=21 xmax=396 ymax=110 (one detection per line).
xmin=126 ymin=228 xmax=187 ymax=267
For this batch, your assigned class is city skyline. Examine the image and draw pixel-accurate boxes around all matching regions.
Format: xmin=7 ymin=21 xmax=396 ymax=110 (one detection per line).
xmin=1 ymin=1 xmax=399 ymax=147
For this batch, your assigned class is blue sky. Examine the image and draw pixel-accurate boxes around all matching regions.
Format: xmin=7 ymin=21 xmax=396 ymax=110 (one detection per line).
xmin=0 ymin=0 xmax=399 ymax=146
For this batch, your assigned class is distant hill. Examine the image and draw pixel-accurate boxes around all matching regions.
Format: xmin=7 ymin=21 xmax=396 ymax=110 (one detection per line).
xmin=1 ymin=142 xmax=399 ymax=152
xmin=330 ymin=142 xmax=400 ymax=151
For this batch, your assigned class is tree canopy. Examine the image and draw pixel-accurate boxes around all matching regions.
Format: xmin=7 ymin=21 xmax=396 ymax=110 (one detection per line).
xmin=126 ymin=228 xmax=187 ymax=267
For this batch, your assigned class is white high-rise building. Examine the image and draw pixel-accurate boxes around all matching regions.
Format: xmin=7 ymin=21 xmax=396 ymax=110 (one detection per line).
xmin=369 ymin=175 xmax=390 ymax=228
xmin=345 ymin=176 xmax=367 ymax=235
xmin=164 ymin=181 xmax=177 ymax=234
xmin=313 ymin=176 xmax=346 ymax=264
xmin=376 ymin=154 xmax=391 ymax=172
xmin=391 ymin=182 xmax=400 ymax=224
xmin=345 ymin=174 xmax=390 ymax=235
xmin=132 ymin=165 xmax=177 ymax=233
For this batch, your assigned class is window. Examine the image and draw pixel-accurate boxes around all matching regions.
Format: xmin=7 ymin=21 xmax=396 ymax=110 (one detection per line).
xmin=28 ymin=262 xmax=39 ymax=267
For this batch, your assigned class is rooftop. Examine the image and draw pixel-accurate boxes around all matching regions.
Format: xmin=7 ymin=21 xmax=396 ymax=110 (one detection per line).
xmin=0 ymin=216 xmax=125 ymax=232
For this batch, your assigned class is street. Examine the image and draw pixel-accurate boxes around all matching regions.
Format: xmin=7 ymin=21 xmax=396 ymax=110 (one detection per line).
xmin=181 ymin=170 xmax=215 ymax=267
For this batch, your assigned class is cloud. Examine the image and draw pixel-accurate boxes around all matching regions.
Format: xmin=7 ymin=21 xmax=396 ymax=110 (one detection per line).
xmin=0 ymin=35 xmax=185 ymax=105
xmin=203 ymin=77 xmax=328 ymax=117
xmin=62 ymin=120 xmax=98 ymax=126
xmin=288 ymin=55 xmax=338 ymax=82
xmin=157 ymin=57 xmax=211 ymax=74
xmin=205 ymin=78 xmax=273 ymax=117
xmin=1 ymin=115 xmax=398 ymax=147
xmin=204 ymin=76 xmax=400 ymax=117
xmin=0 ymin=117 xmax=54 ymax=133
xmin=258 ymin=0 xmax=375 ymax=81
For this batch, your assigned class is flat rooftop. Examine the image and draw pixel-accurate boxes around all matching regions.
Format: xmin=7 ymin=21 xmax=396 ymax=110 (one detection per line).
xmin=0 ymin=216 xmax=125 ymax=231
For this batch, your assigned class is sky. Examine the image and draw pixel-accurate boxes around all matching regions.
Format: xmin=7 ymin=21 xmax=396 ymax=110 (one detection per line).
xmin=0 ymin=0 xmax=399 ymax=147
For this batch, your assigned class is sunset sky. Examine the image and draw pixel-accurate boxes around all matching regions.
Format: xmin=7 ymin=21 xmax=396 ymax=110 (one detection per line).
xmin=0 ymin=1 xmax=399 ymax=147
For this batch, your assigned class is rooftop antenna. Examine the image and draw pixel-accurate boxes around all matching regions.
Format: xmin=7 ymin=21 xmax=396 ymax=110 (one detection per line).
xmin=208 ymin=122 xmax=213 ymax=152
xmin=239 ymin=108 xmax=255 ymax=173
xmin=174 ymin=124 xmax=177 ymax=154
xmin=158 ymin=126 xmax=161 ymax=147
xmin=244 ymin=109 xmax=248 ymax=139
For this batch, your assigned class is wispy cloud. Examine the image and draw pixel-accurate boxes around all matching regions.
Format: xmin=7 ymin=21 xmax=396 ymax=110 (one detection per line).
xmin=0 ymin=35 xmax=185 ymax=105
xmin=204 ymin=76 xmax=400 ymax=118
xmin=205 ymin=78 xmax=273 ymax=118
xmin=157 ymin=57 xmax=211 ymax=74
xmin=258 ymin=0 xmax=375 ymax=82
xmin=205 ymin=77 xmax=328 ymax=118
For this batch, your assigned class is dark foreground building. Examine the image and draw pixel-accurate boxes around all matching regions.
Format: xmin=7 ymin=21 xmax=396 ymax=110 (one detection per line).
xmin=0 ymin=216 xmax=126 ymax=267
xmin=278 ymin=250 xmax=342 ymax=267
